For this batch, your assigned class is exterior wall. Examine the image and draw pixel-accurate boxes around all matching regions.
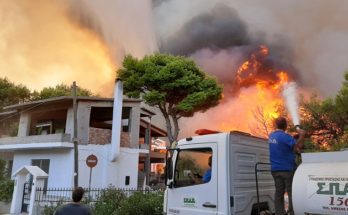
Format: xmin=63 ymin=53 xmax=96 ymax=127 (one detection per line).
xmin=114 ymin=148 xmax=140 ymax=188
xmin=12 ymin=149 xmax=74 ymax=188
xmin=89 ymin=127 xmax=111 ymax=145
xmin=77 ymin=100 xmax=119 ymax=145
xmin=10 ymin=145 xmax=139 ymax=189
xmin=78 ymin=145 xmax=139 ymax=189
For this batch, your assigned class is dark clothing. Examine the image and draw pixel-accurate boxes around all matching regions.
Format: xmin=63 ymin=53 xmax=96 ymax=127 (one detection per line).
xmin=54 ymin=203 xmax=91 ymax=215
xmin=269 ymin=130 xmax=296 ymax=171
xmin=272 ymin=171 xmax=294 ymax=215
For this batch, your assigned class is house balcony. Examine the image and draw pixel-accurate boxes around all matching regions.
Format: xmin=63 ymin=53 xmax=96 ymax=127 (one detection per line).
xmin=0 ymin=134 xmax=73 ymax=151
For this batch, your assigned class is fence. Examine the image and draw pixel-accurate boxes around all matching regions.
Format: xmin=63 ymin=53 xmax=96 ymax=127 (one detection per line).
xmin=34 ymin=187 xmax=162 ymax=204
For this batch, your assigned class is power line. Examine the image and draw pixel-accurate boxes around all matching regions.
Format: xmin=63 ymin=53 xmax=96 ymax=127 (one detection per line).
xmin=0 ymin=100 xmax=50 ymax=123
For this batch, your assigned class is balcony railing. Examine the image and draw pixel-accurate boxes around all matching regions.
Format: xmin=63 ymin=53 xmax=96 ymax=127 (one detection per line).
xmin=0 ymin=133 xmax=72 ymax=145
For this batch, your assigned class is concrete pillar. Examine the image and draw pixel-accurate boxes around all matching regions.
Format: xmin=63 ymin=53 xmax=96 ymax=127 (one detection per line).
xmin=28 ymin=177 xmax=45 ymax=215
xmin=77 ymin=103 xmax=92 ymax=145
xmin=129 ymin=106 xmax=140 ymax=149
xmin=17 ymin=113 xmax=31 ymax=137
xmin=10 ymin=173 xmax=27 ymax=214
xmin=65 ymin=107 xmax=74 ymax=137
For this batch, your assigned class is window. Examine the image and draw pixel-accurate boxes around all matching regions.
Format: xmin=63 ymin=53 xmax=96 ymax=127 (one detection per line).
xmin=36 ymin=121 xmax=52 ymax=135
xmin=174 ymin=148 xmax=212 ymax=188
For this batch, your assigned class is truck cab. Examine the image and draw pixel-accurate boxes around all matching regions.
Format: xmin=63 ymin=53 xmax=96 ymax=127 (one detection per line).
xmin=164 ymin=131 xmax=275 ymax=215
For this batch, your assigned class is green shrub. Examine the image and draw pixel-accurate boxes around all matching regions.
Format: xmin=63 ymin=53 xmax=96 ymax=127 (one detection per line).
xmin=118 ymin=191 xmax=164 ymax=215
xmin=0 ymin=179 xmax=14 ymax=202
xmin=92 ymin=187 xmax=126 ymax=215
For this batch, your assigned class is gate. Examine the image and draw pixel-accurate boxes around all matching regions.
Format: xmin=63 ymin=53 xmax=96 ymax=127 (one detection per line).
xmin=21 ymin=182 xmax=32 ymax=213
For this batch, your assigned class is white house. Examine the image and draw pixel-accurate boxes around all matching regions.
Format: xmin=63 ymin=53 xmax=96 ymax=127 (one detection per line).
xmin=0 ymin=81 xmax=167 ymax=190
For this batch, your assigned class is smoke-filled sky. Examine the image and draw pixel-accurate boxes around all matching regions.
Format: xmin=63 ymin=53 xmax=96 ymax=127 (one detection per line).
xmin=1 ymin=0 xmax=348 ymax=135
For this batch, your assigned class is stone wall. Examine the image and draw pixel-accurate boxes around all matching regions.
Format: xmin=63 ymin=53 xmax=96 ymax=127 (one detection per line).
xmin=88 ymin=127 xmax=130 ymax=147
xmin=0 ymin=201 xmax=11 ymax=214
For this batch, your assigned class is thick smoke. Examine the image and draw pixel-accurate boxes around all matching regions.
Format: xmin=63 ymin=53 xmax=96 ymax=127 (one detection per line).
xmin=227 ymin=0 xmax=348 ymax=96
xmin=156 ymin=2 xmax=300 ymax=97
xmin=153 ymin=0 xmax=348 ymax=136
xmin=160 ymin=4 xmax=250 ymax=55
xmin=0 ymin=0 xmax=158 ymax=95
xmin=155 ymin=0 xmax=348 ymax=97
xmin=0 ymin=0 xmax=115 ymax=95
xmin=71 ymin=0 xmax=158 ymax=62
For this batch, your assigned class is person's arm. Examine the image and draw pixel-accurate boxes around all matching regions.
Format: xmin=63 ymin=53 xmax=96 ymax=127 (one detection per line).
xmin=294 ymin=129 xmax=306 ymax=152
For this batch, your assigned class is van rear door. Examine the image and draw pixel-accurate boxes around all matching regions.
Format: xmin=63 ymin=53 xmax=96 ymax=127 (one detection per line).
xmin=166 ymin=143 xmax=218 ymax=215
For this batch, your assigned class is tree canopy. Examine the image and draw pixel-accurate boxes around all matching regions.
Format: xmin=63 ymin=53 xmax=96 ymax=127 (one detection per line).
xmin=118 ymin=53 xmax=223 ymax=143
xmin=301 ymin=71 xmax=348 ymax=151
xmin=31 ymin=84 xmax=94 ymax=101
xmin=0 ymin=78 xmax=31 ymax=110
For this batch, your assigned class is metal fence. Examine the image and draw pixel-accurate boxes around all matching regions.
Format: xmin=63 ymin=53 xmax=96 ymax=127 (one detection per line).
xmin=34 ymin=187 xmax=163 ymax=204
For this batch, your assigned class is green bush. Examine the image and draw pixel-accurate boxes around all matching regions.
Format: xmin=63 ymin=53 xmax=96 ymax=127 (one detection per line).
xmin=118 ymin=191 xmax=164 ymax=215
xmin=0 ymin=179 xmax=14 ymax=202
xmin=92 ymin=187 xmax=126 ymax=215
xmin=39 ymin=188 xmax=164 ymax=215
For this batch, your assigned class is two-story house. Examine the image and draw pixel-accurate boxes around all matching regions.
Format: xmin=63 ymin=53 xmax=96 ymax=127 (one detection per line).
xmin=0 ymin=83 xmax=167 ymax=189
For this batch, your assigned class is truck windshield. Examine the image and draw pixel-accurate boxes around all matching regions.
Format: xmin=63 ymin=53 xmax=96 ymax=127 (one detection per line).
xmin=174 ymin=148 xmax=212 ymax=188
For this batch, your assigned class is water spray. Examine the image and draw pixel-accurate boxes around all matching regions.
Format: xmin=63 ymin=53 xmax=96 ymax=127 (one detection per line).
xmin=282 ymin=82 xmax=300 ymax=130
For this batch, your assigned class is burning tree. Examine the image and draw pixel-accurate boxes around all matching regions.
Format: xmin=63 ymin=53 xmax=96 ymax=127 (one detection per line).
xmin=117 ymin=53 xmax=223 ymax=143
xmin=301 ymin=72 xmax=348 ymax=150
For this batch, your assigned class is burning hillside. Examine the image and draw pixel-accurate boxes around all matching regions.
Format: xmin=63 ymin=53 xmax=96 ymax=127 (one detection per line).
xmin=216 ymin=45 xmax=294 ymax=137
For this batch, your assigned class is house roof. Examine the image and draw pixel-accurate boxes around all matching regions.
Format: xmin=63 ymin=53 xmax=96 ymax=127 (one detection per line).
xmin=0 ymin=110 xmax=17 ymax=119
xmin=140 ymin=119 xmax=167 ymax=137
xmin=140 ymin=107 xmax=156 ymax=117
xmin=12 ymin=165 xmax=48 ymax=178
xmin=3 ymin=96 xmax=142 ymax=111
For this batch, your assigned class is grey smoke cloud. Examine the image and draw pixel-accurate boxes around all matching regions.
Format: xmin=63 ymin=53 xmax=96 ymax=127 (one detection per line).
xmin=160 ymin=4 xmax=250 ymax=55
xmin=155 ymin=1 xmax=301 ymax=98
xmin=154 ymin=0 xmax=348 ymax=96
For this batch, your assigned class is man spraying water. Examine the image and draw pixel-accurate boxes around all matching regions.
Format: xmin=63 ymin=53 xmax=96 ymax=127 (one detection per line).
xmin=268 ymin=82 xmax=306 ymax=215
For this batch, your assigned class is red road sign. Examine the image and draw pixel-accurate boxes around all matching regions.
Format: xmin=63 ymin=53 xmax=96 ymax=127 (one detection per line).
xmin=86 ymin=154 xmax=98 ymax=168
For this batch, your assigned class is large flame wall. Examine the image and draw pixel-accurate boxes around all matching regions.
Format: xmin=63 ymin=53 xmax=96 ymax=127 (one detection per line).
xmin=0 ymin=0 xmax=115 ymax=95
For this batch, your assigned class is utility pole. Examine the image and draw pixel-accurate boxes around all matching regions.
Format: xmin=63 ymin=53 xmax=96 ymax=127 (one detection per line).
xmin=145 ymin=117 xmax=152 ymax=186
xmin=72 ymin=81 xmax=79 ymax=187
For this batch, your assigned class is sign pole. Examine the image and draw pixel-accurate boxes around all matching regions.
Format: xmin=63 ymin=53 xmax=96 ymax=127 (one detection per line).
xmin=86 ymin=154 xmax=98 ymax=204
xmin=89 ymin=167 xmax=92 ymax=203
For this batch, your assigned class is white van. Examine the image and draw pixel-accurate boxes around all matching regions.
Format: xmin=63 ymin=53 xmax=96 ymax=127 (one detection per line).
xmin=163 ymin=131 xmax=275 ymax=215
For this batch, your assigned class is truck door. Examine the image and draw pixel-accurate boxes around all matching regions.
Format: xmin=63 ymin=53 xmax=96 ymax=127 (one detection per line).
xmin=167 ymin=144 xmax=218 ymax=215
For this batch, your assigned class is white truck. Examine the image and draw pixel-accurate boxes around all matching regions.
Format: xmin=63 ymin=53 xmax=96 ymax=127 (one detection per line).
xmin=163 ymin=131 xmax=275 ymax=215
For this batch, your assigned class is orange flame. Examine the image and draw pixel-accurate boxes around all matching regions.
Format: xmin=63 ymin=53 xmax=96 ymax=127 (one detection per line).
xmin=220 ymin=45 xmax=292 ymax=137
xmin=0 ymin=0 xmax=116 ymax=96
